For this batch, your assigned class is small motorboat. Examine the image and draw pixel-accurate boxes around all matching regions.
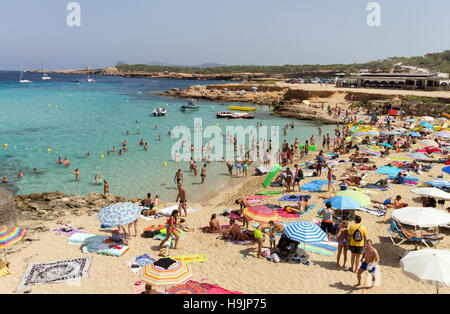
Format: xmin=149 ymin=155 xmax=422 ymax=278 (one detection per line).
xmin=180 ymin=100 xmax=199 ymax=112
xmin=216 ymin=111 xmax=233 ymax=118
xmin=153 ymin=108 xmax=166 ymax=116
xmin=242 ymin=114 xmax=255 ymax=119
xmin=228 ymin=106 xmax=257 ymax=111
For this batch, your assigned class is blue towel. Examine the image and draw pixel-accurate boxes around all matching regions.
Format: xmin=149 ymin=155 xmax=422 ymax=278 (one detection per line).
xmin=375 ymin=166 xmax=402 ymax=176
xmin=279 ymin=195 xmax=311 ymax=202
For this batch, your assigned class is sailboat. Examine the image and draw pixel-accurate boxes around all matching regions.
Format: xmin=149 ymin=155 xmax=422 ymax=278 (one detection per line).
xmin=41 ymin=61 xmax=51 ymax=80
xmin=87 ymin=71 xmax=94 ymax=83
xmin=19 ymin=67 xmax=32 ymax=84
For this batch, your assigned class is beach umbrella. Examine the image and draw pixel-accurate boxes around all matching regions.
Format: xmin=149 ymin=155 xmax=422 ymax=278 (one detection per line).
xmin=424 ymin=146 xmax=442 ymax=154
xmin=407 ymin=132 xmax=422 ymax=137
xmin=353 ymin=130 xmax=380 ymax=137
xmin=426 ymin=179 xmax=450 ymax=189
xmin=336 ymin=191 xmax=371 ymax=207
xmin=419 ymin=139 xmax=438 ymax=147
xmin=434 ymin=131 xmax=450 ymax=139
xmin=391 ymin=207 xmax=450 ymax=228
xmin=325 ymin=196 xmax=362 ymax=210
xmin=411 ymin=188 xmax=450 ymax=201
xmin=0 ymin=226 xmax=25 ymax=263
xmin=422 ymin=116 xmax=435 ymax=122
xmin=284 ymin=221 xmax=327 ymax=243
xmin=360 ymin=145 xmax=381 ymax=156
xmin=243 ymin=206 xmax=279 ymax=224
xmin=400 ymin=249 xmax=450 ymax=294
xmin=409 ymin=152 xmax=429 ymax=160
xmin=140 ymin=259 xmax=193 ymax=287
xmin=97 ymin=202 xmax=141 ymax=227
xmin=379 ymin=143 xmax=393 ymax=149
xmin=167 ymin=282 xmax=207 ymax=294
xmin=406 ymin=119 xmax=416 ymax=122
xmin=443 ymin=166 xmax=450 ymax=175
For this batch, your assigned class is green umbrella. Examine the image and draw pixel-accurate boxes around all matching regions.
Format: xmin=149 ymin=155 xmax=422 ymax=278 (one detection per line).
xmin=336 ymin=190 xmax=371 ymax=207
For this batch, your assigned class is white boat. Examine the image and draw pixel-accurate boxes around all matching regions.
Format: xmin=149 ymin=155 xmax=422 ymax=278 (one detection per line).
xmin=153 ymin=108 xmax=167 ymax=116
xmin=87 ymin=72 xmax=94 ymax=83
xmin=41 ymin=62 xmax=52 ymax=80
xmin=19 ymin=68 xmax=32 ymax=84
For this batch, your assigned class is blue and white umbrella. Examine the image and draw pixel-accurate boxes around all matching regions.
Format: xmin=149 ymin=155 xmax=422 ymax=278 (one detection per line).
xmin=407 ymin=132 xmax=422 ymax=137
xmin=443 ymin=166 xmax=450 ymax=175
xmin=284 ymin=221 xmax=327 ymax=243
xmin=421 ymin=122 xmax=434 ymax=130
xmin=426 ymin=179 xmax=450 ymax=189
xmin=97 ymin=202 xmax=141 ymax=227
xmin=380 ymin=142 xmax=393 ymax=149
xmin=325 ymin=196 xmax=361 ymax=210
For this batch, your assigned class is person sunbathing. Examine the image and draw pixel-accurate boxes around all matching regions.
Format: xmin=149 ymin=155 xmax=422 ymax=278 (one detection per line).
xmin=178 ymin=219 xmax=191 ymax=232
xmin=225 ymin=219 xmax=250 ymax=242
xmin=203 ymin=214 xmax=222 ymax=233
xmin=343 ymin=175 xmax=362 ymax=187
xmin=319 ymin=192 xmax=337 ymax=200
xmin=396 ymin=222 xmax=442 ymax=240
xmin=142 ymin=283 xmax=159 ymax=294
xmin=298 ymin=197 xmax=310 ymax=213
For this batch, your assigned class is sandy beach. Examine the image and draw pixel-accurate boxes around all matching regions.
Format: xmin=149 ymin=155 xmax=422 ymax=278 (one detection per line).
xmin=2 ymin=126 xmax=449 ymax=294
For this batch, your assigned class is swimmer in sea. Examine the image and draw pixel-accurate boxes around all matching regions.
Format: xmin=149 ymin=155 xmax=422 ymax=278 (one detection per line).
xmin=112 ymin=146 xmax=116 ymax=152
xmin=64 ymin=158 xmax=70 ymax=167
xmin=57 ymin=157 xmax=63 ymax=164
xmin=137 ymin=130 xmax=141 ymax=135
xmin=158 ymin=135 xmax=161 ymax=141
xmin=119 ymin=149 xmax=123 ymax=155
xmin=144 ymin=142 xmax=148 ymax=151
xmin=18 ymin=170 xmax=24 ymax=178
xmin=73 ymin=168 xmax=80 ymax=181
xmin=95 ymin=173 xmax=103 ymax=185
xmin=2 ymin=176 xmax=7 ymax=183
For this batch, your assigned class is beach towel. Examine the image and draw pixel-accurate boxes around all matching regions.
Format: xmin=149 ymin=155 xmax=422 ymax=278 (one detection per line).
xmin=152 ymin=230 xmax=184 ymax=241
xmin=16 ymin=257 xmax=92 ymax=292
xmin=53 ymin=227 xmax=85 ymax=237
xmin=303 ymin=241 xmax=338 ymax=256
xmin=0 ymin=261 xmax=11 ymax=278
xmin=275 ymin=205 xmax=316 ymax=218
xmin=256 ymin=191 xmax=283 ymax=196
xmin=169 ymin=254 xmax=207 ymax=263
xmin=68 ymin=233 xmax=109 ymax=246
xmin=125 ymin=254 xmax=156 ymax=273
xmin=229 ymin=213 xmax=244 ymax=222
xmin=144 ymin=225 xmax=166 ymax=232
xmin=365 ymin=184 xmax=390 ymax=191
xmin=279 ymin=195 xmax=311 ymax=202
xmin=389 ymin=175 xmax=419 ymax=185
xmin=139 ymin=214 xmax=161 ymax=221
xmin=357 ymin=207 xmax=386 ymax=217
xmin=375 ymin=166 xmax=402 ymax=176
xmin=82 ymin=241 xmax=129 ymax=257
xmin=159 ymin=205 xmax=199 ymax=216
xmin=201 ymin=224 xmax=230 ymax=233
xmin=227 ymin=240 xmax=253 ymax=245
xmin=301 ymin=180 xmax=332 ymax=192
xmin=207 ymin=286 xmax=243 ymax=294
xmin=154 ymin=258 xmax=176 ymax=269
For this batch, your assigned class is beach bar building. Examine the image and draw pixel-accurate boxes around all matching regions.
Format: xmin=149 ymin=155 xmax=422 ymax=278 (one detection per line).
xmin=338 ymin=72 xmax=449 ymax=91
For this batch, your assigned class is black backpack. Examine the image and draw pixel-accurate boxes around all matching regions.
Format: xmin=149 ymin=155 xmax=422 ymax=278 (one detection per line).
xmin=353 ymin=226 xmax=363 ymax=242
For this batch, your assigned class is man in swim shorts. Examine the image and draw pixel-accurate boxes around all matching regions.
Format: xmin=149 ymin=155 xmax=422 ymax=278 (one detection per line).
xmin=355 ymin=239 xmax=379 ymax=288
xmin=176 ymin=184 xmax=188 ymax=216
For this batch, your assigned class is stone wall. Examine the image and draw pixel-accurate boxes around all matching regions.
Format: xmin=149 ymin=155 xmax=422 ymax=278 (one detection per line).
xmin=0 ymin=188 xmax=18 ymax=226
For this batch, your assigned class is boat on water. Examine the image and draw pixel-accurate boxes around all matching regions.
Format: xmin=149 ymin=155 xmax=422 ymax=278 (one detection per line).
xmin=87 ymin=71 xmax=95 ymax=83
xmin=216 ymin=111 xmax=233 ymax=118
xmin=153 ymin=108 xmax=167 ymax=116
xmin=242 ymin=114 xmax=255 ymax=119
xmin=41 ymin=61 xmax=51 ymax=80
xmin=19 ymin=67 xmax=32 ymax=84
xmin=228 ymin=106 xmax=257 ymax=111
xmin=180 ymin=100 xmax=199 ymax=111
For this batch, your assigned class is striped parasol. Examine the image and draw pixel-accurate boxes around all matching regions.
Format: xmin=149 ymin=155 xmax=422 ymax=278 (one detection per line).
xmin=434 ymin=131 xmax=450 ymax=139
xmin=140 ymin=259 xmax=193 ymax=287
xmin=284 ymin=221 xmax=327 ymax=243
xmin=409 ymin=152 xmax=429 ymax=160
xmin=0 ymin=226 xmax=25 ymax=262
xmin=97 ymin=202 xmax=141 ymax=227
xmin=360 ymin=145 xmax=381 ymax=156
xmin=419 ymin=139 xmax=438 ymax=147
xmin=243 ymin=206 xmax=279 ymax=223
xmin=167 ymin=282 xmax=207 ymax=294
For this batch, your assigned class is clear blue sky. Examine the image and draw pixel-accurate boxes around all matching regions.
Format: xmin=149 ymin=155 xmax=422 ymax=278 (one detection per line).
xmin=0 ymin=0 xmax=449 ymax=70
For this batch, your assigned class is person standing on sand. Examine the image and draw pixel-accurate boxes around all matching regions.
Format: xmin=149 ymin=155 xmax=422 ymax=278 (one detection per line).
xmin=200 ymin=164 xmax=207 ymax=184
xmin=336 ymin=220 xmax=349 ymax=268
xmin=176 ymin=184 xmax=188 ymax=216
xmin=327 ymin=167 xmax=335 ymax=192
xmin=355 ymin=239 xmax=379 ymax=289
xmin=348 ymin=215 xmax=367 ymax=273
xmin=316 ymin=150 xmax=324 ymax=177
xmin=159 ymin=210 xmax=180 ymax=250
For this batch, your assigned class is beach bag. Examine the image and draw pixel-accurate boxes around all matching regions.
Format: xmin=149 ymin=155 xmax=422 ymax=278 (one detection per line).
xmin=142 ymin=230 xmax=160 ymax=238
xmin=270 ymin=253 xmax=281 ymax=263
xmin=353 ymin=227 xmax=363 ymax=242
xmin=261 ymin=248 xmax=271 ymax=258
xmin=61 ymin=224 xmax=73 ymax=232
xmin=159 ymin=247 xmax=169 ymax=257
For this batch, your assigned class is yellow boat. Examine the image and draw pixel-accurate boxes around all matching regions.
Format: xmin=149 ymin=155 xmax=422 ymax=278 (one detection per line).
xmin=228 ymin=106 xmax=257 ymax=111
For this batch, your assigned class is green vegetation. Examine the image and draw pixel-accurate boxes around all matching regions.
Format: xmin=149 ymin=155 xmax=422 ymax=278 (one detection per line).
xmin=115 ymin=50 xmax=450 ymax=76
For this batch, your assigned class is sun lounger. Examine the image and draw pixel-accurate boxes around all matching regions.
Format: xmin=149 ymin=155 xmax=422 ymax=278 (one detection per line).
xmin=386 ymin=220 xmax=442 ymax=247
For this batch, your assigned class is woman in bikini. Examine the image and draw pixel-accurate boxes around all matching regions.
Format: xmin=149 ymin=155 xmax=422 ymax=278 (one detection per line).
xmin=159 ymin=210 xmax=180 ymax=250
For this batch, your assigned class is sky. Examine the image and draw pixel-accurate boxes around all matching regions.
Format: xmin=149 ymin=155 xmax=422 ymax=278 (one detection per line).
xmin=0 ymin=0 xmax=449 ymax=70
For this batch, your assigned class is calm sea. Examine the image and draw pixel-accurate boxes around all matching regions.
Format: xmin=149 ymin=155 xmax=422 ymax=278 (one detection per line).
xmin=0 ymin=71 xmax=335 ymax=202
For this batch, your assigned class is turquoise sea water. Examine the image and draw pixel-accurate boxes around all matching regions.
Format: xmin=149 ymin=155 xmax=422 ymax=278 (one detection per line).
xmin=0 ymin=72 xmax=335 ymax=201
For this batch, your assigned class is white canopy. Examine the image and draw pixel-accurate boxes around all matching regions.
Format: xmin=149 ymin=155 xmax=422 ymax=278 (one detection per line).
xmin=400 ymin=249 xmax=450 ymax=292
xmin=411 ymin=187 xmax=450 ymax=200
xmin=391 ymin=207 xmax=450 ymax=228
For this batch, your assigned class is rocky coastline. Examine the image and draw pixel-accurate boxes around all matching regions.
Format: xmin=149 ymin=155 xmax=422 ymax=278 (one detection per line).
xmin=14 ymin=191 xmax=138 ymax=222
